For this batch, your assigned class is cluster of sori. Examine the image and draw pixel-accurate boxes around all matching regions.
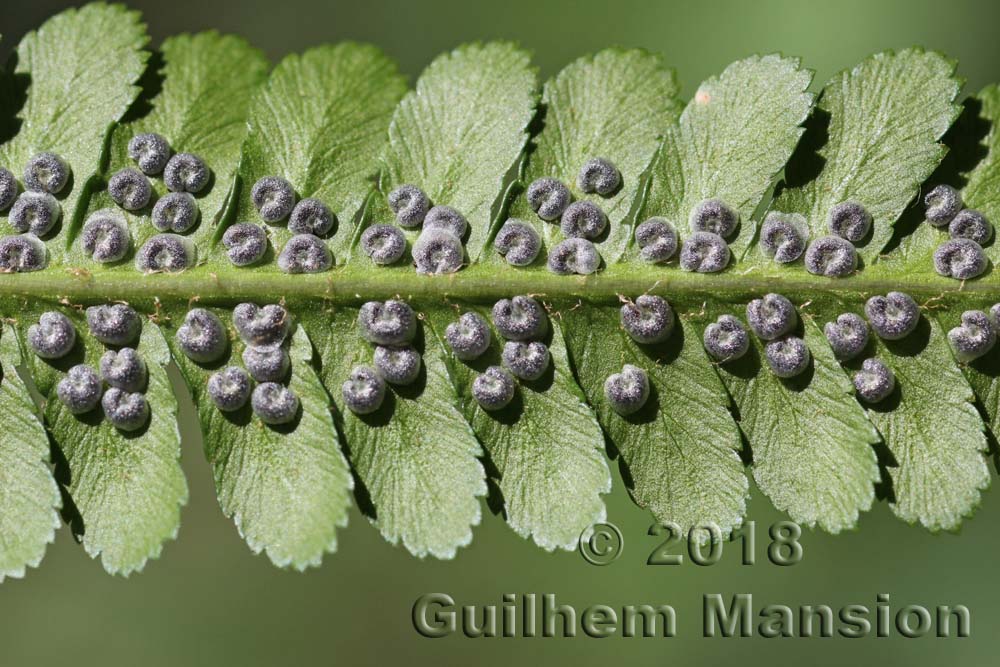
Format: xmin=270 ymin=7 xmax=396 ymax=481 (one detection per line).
xmin=946 ymin=305 xmax=1000 ymax=364
xmin=633 ymin=197 xmax=741 ymax=273
xmin=442 ymin=296 xmax=551 ymax=411
xmin=30 ymin=304 xmax=151 ymax=431
xmin=344 ymin=300 xmax=421 ymax=414
xmin=701 ymin=294 xmax=811 ymax=378
xmin=604 ymin=295 xmax=676 ymax=415
xmin=224 ymin=176 xmax=335 ymax=273
xmin=759 ymin=201 xmax=870 ymax=277
xmin=822 ymin=292 xmax=919 ymax=402
xmin=178 ymin=302 xmax=299 ymax=424
xmin=924 ymin=184 xmax=992 ymax=280
xmin=81 ymin=134 xmax=207 ymax=272
xmin=0 ymin=153 xmax=72 ymax=272
xmin=745 ymin=294 xmax=811 ymax=377
xmin=499 ymin=157 xmax=620 ymax=275
xmin=362 ymin=184 xmax=468 ymax=274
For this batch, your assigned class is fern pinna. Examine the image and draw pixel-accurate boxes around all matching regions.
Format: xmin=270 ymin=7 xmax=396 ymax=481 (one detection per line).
xmin=1 ymin=3 xmax=998 ymax=580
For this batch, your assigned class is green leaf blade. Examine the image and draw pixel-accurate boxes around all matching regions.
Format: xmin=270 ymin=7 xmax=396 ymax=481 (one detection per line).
xmin=170 ymin=318 xmax=353 ymax=570
xmin=312 ymin=309 xmax=486 ymax=559
xmin=0 ymin=326 xmax=60 ymax=582
xmin=3 ymin=20 xmax=999 ymax=576
xmin=502 ymin=49 xmax=681 ymax=264
xmin=0 ymin=4 xmax=149 ymax=258
xmin=24 ymin=314 xmax=187 ymax=575
xmin=77 ymin=31 xmax=269 ymax=264
xmin=428 ymin=306 xmax=610 ymax=551
xmin=641 ymin=54 xmax=814 ymax=259
xmin=866 ymin=315 xmax=990 ymax=530
xmin=772 ymin=49 xmax=960 ymax=265
xmin=561 ymin=308 xmax=748 ymax=538
xmin=715 ymin=311 xmax=881 ymax=532
xmin=373 ymin=42 xmax=538 ymax=261
xmin=952 ymin=85 xmax=1000 ymax=271
xmin=875 ymin=85 xmax=1000 ymax=278
xmin=839 ymin=75 xmax=997 ymax=526
xmin=232 ymin=43 xmax=407 ymax=261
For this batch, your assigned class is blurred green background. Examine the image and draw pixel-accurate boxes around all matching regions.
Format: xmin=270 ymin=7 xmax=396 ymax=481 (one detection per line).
xmin=2 ymin=0 xmax=1000 ymax=664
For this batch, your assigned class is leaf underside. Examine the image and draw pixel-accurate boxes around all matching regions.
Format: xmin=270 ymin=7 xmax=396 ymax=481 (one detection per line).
xmin=0 ymin=3 xmax=149 ymax=261
xmin=0 ymin=327 xmax=60 ymax=582
xmin=3 ymin=4 xmax=1000 ymax=580
xmin=233 ymin=42 xmax=407 ymax=261
xmin=504 ymin=49 xmax=682 ymax=264
xmin=644 ymin=53 xmax=814 ymax=260
xmin=770 ymin=48 xmax=960 ymax=266
xmin=561 ymin=310 xmax=747 ymax=540
xmin=427 ymin=307 xmax=610 ymax=551
xmin=82 ymin=31 xmax=270 ymax=261
xmin=22 ymin=307 xmax=187 ymax=576
xmin=312 ymin=307 xmax=485 ymax=560
xmin=169 ymin=321 xmax=352 ymax=570
xmin=865 ymin=314 xmax=989 ymax=530
xmin=714 ymin=312 xmax=881 ymax=533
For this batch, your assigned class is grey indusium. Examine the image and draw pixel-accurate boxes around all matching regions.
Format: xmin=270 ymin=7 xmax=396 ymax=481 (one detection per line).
xmin=3 ymin=3 xmax=1000 ymax=582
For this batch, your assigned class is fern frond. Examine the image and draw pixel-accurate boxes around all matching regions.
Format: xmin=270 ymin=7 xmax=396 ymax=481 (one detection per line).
xmin=2 ymin=4 xmax=999 ymax=579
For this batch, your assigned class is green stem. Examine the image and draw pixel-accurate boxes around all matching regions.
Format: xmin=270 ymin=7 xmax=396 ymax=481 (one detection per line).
xmin=0 ymin=264 xmax=997 ymax=309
